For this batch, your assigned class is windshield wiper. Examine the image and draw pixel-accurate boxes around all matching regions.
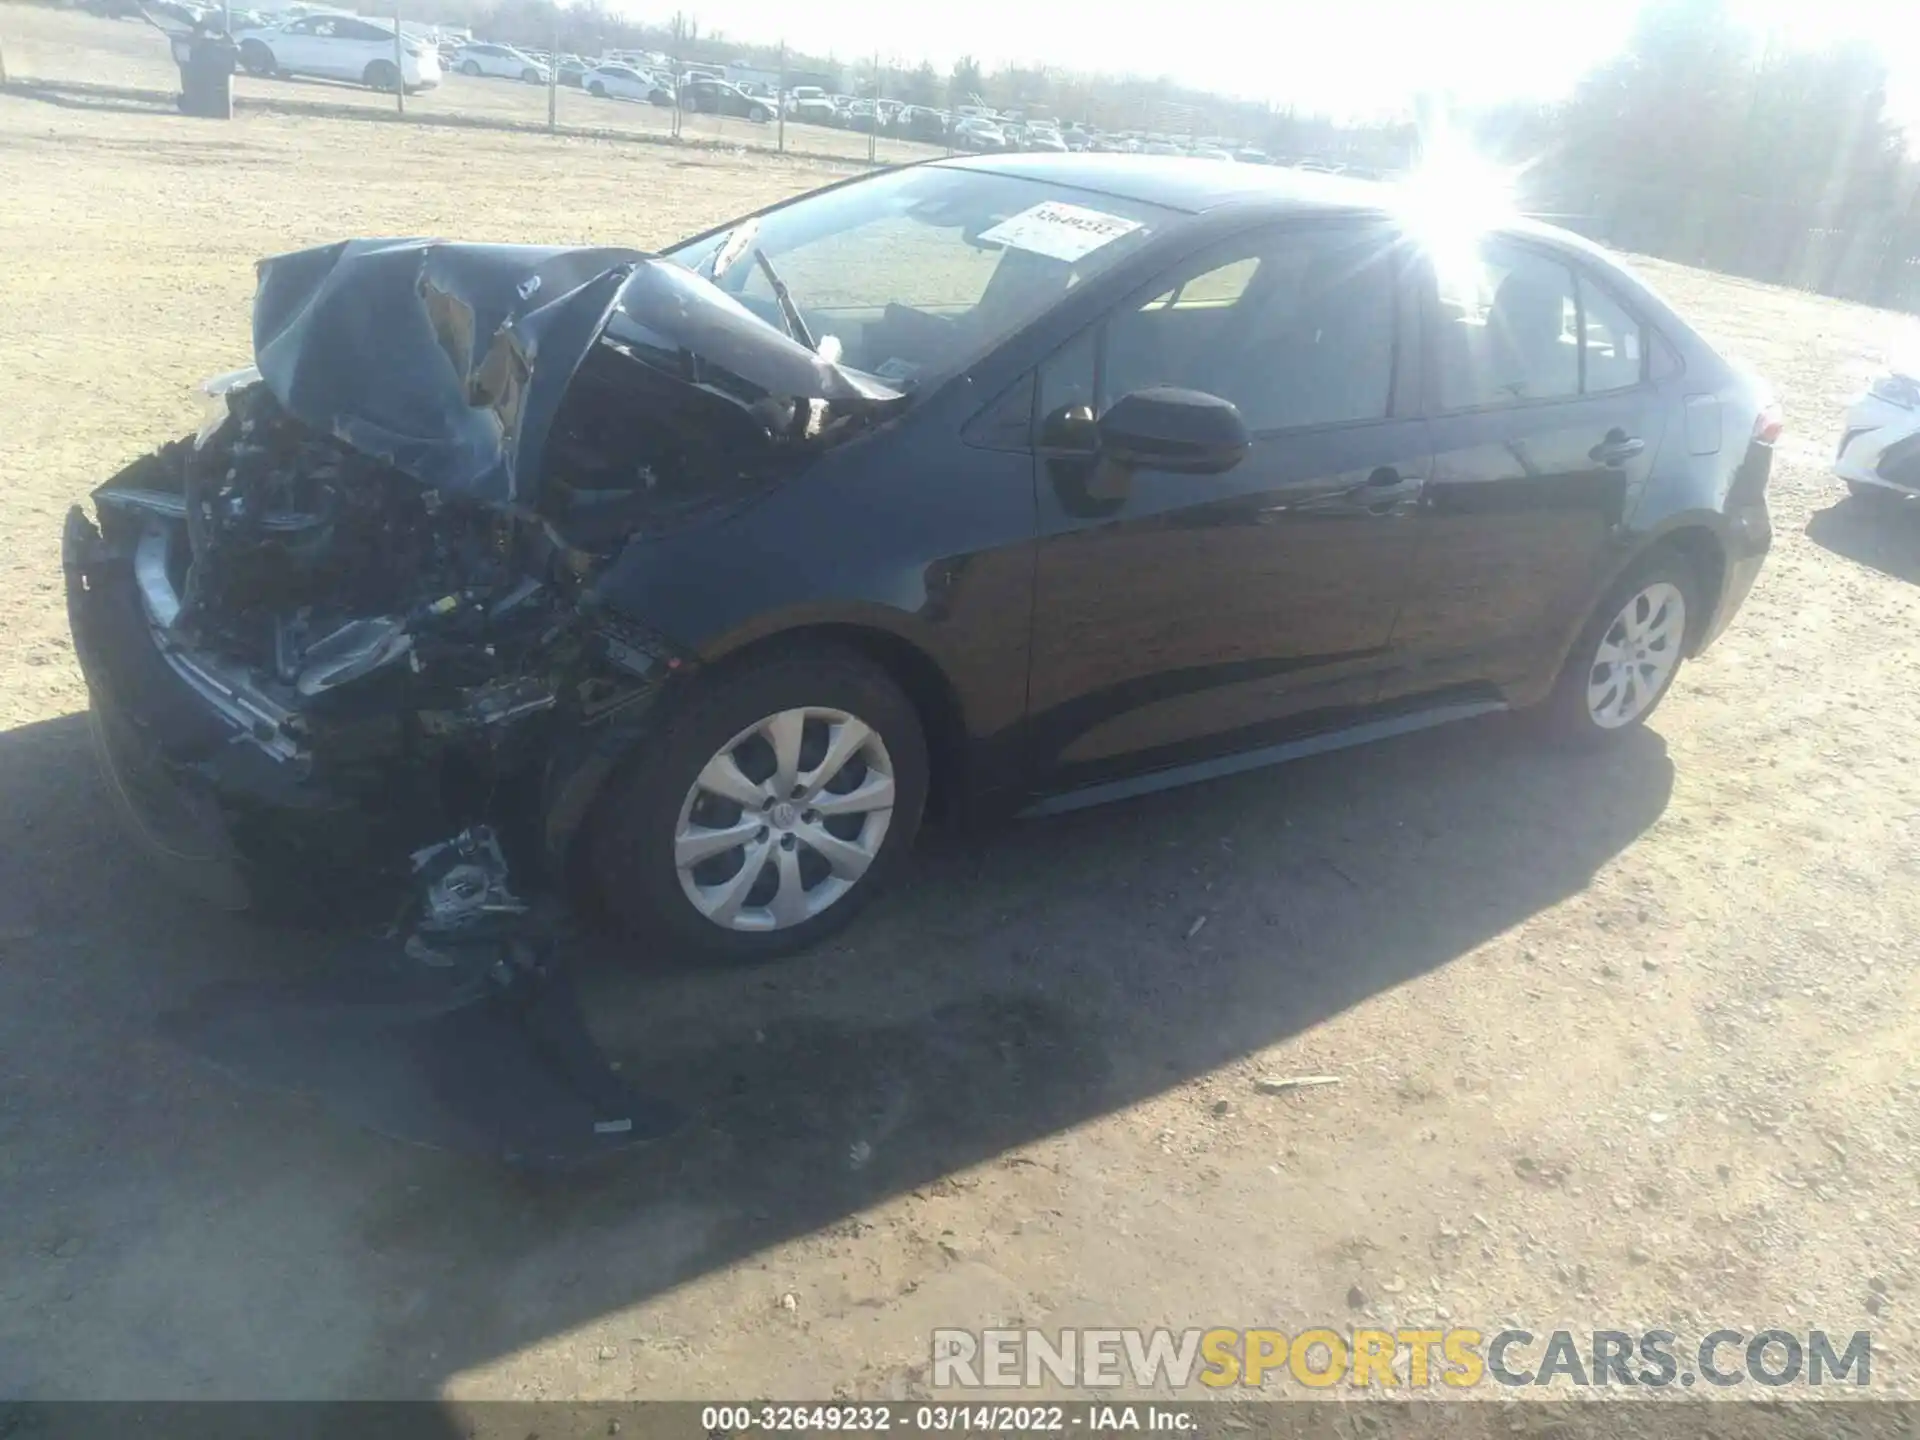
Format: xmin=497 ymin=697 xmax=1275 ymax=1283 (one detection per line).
xmin=753 ymin=248 xmax=817 ymax=353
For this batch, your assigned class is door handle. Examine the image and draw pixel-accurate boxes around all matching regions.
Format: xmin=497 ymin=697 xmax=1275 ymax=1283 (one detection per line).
xmin=1590 ymin=432 xmax=1646 ymax=466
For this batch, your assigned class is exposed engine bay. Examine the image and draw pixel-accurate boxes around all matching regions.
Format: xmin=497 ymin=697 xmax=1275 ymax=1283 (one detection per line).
xmin=62 ymin=238 xmax=907 ymax=1164
xmin=86 ymin=376 xmax=638 ymax=876
xmin=75 ymin=237 xmax=907 ymax=890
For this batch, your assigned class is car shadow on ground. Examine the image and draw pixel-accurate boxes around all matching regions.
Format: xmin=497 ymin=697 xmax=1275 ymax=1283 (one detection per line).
xmin=0 ymin=706 xmax=1671 ymax=1398
xmin=1806 ymin=491 xmax=1920 ymax=585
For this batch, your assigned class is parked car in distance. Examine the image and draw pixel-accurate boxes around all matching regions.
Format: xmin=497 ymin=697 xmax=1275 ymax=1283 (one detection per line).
xmin=784 ymin=85 xmax=838 ymax=125
xmin=1833 ymin=366 xmax=1920 ymax=501
xmin=680 ymin=77 xmax=774 ymax=121
xmin=951 ymin=115 xmax=1007 ymax=151
xmin=235 ymin=14 xmax=441 ymax=91
xmin=555 ymin=55 xmax=588 ymax=87
xmin=896 ymin=105 xmax=950 ymax=143
xmin=583 ymin=64 xmax=672 ymax=105
xmin=67 ymin=155 xmax=1777 ymax=967
xmin=1024 ymin=124 xmax=1069 ymax=153
xmin=454 ymin=41 xmax=547 ymax=83
xmin=1189 ymin=145 xmax=1235 ymax=161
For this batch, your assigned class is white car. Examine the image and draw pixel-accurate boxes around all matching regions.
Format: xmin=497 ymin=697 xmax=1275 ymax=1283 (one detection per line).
xmin=784 ymin=85 xmax=837 ymax=125
xmin=453 ymin=42 xmax=548 ymax=83
xmin=582 ymin=64 xmax=672 ymax=105
xmin=236 ymin=14 xmax=441 ymax=91
xmin=1834 ymin=367 xmax=1920 ymax=501
xmin=951 ymin=116 xmax=1006 ymax=152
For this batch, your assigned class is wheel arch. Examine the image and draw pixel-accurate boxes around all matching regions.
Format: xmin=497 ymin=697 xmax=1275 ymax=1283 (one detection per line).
xmin=694 ymin=618 xmax=972 ymax=823
xmin=1650 ymin=523 xmax=1729 ymax=655
xmin=1527 ymin=518 xmax=1733 ymax=708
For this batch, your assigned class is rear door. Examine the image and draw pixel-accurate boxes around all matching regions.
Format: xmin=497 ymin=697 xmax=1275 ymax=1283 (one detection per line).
xmin=337 ymin=19 xmax=392 ymax=80
xmin=1026 ymin=220 xmax=1432 ymax=793
xmin=1385 ymin=237 xmax=1668 ymax=699
xmin=302 ymin=17 xmax=351 ymax=77
xmin=272 ymin=17 xmax=320 ymax=74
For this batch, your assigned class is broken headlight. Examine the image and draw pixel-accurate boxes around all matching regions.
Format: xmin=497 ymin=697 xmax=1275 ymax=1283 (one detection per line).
xmin=195 ymin=365 xmax=262 ymax=448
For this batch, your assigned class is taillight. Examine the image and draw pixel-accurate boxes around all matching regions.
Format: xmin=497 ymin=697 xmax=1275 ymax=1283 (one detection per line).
xmin=1754 ymin=400 xmax=1784 ymax=446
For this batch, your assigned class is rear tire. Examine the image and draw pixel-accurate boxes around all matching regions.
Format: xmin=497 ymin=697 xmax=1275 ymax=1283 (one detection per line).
xmin=587 ymin=645 xmax=928 ymax=964
xmin=1532 ymin=550 xmax=1700 ymax=748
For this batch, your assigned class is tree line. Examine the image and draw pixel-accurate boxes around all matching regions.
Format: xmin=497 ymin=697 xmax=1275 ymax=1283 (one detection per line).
xmin=369 ymin=0 xmax=1918 ymax=308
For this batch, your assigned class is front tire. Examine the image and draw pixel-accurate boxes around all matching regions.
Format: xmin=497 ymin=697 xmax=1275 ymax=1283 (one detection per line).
xmin=587 ymin=645 xmax=928 ymax=963
xmin=588 ymin=81 xmax=606 ymax=97
xmin=522 ymin=67 xmax=540 ymax=83
xmin=459 ymin=59 xmax=480 ymax=76
xmin=363 ymin=59 xmax=399 ymax=92
xmin=1534 ymin=551 xmax=1699 ymax=746
xmin=239 ymin=39 xmax=275 ymax=75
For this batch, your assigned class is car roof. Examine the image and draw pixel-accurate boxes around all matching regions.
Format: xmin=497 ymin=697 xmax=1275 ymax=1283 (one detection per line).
xmin=923 ymin=152 xmax=1621 ymax=268
xmin=931 ymin=151 xmax=1394 ymax=216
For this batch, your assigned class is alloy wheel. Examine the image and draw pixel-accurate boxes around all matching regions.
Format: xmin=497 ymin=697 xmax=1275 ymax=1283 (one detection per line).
xmin=1587 ymin=581 xmax=1686 ymax=728
xmin=674 ymin=707 xmax=896 ymax=931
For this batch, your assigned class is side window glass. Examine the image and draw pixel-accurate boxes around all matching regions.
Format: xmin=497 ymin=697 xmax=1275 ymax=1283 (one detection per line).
xmin=1436 ymin=242 xmax=1579 ymax=409
xmin=1578 ymin=276 xmax=1645 ymax=393
xmin=1137 ymin=256 xmax=1260 ymax=313
xmin=1104 ymin=227 xmax=1396 ymax=432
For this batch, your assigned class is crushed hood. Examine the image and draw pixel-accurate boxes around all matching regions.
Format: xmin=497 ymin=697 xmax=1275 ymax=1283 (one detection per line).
xmin=251 ymin=238 xmax=900 ymax=507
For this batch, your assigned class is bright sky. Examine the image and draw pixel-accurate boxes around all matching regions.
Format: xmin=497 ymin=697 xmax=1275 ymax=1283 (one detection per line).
xmin=674 ymin=0 xmax=1920 ymax=131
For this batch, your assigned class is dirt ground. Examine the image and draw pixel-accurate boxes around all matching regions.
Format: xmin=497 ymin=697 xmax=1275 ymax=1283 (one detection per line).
xmin=5 ymin=9 xmax=1920 ymax=1406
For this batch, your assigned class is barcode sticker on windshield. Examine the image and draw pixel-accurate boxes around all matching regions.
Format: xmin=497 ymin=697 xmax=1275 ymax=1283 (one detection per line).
xmin=976 ymin=202 xmax=1143 ymax=263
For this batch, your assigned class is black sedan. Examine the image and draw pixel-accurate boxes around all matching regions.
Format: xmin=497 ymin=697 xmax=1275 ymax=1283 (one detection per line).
xmin=64 ymin=155 xmax=1775 ymax=963
xmin=679 ymin=77 xmax=774 ymax=122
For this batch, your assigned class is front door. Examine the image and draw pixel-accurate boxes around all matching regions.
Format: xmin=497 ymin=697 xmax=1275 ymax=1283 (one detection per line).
xmin=1026 ymin=220 xmax=1432 ymax=795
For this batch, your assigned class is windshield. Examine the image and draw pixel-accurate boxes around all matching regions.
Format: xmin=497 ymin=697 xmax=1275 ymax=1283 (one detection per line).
xmin=664 ymin=165 xmax=1173 ymax=393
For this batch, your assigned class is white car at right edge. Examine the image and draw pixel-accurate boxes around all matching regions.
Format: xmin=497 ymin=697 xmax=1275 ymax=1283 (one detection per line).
xmin=1834 ymin=367 xmax=1920 ymax=501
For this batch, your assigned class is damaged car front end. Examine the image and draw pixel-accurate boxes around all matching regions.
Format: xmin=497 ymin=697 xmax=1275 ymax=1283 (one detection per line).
xmin=67 ymin=237 xmax=901 ymax=923
xmin=63 ymin=237 xmax=903 ymax=1161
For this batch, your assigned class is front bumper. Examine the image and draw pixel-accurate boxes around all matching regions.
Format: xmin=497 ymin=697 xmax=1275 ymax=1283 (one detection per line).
xmin=1834 ymin=394 xmax=1920 ymax=496
xmin=64 ymin=504 xmax=442 ymax=921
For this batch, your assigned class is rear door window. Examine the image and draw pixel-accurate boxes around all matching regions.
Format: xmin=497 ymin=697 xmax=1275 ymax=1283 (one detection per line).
xmin=1578 ymin=275 xmax=1647 ymax=393
xmin=1434 ymin=241 xmax=1580 ymax=409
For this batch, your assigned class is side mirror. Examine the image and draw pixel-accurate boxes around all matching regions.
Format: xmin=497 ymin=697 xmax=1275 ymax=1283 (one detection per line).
xmin=1096 ymin=387 xmax=1250 ymax=474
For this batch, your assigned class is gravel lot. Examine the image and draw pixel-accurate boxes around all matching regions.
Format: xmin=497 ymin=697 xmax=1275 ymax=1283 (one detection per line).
xmin=4 ymin=11 xmax=1920 ymax=1407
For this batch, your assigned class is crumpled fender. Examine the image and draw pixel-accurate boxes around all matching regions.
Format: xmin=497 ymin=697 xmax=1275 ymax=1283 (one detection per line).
xmin=251 ymin=239 xmax=901 ymax=507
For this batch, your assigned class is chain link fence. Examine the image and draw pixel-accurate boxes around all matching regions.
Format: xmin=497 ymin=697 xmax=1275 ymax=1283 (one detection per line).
xmin=2 ymin=0 xmax=952 ymax=169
